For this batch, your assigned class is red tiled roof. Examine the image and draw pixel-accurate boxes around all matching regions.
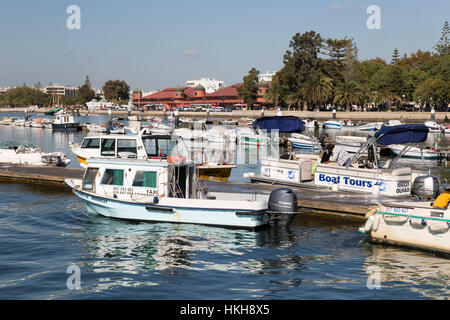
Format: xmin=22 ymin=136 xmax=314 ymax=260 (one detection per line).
xmin=206 ymin=83 xmax=242 ymax=98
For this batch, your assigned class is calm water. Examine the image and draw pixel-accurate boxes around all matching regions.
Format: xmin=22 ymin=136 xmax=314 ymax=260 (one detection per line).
xmin=0 ymin=113 xmax=449 ymax=300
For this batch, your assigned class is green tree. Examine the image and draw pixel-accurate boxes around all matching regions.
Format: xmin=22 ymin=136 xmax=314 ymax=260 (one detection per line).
xmin=0 ymin=87 xmax=49 ymax=107
xmin=301 ymin=72 xmax=334 ymax=111
xmin=76 ymin=84 xmax=95 ymax=105
xmin=102 ymin=80 xmax=130 ymax=103
xmin=370 ymin=65 xmax=408 ymax=111
xmin=414 ymin=77 xmax=450 ymax=110
xmin=237 ymin=68 xmax=259 ymax=110
xmin=391 ymin=48 xmax=400 ymax=65
xmin=333 ymin=81 xmax=362 ymax=112
xmin=323 ymin=38 xmax=352 ymax=82
xmin=434 ymin=21 xmax=449 ymax=56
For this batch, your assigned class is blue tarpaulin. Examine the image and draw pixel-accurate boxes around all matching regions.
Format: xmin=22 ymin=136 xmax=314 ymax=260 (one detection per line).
xmin=253 ymin=116 xmax=305 ymax=133
xmin=374 ymin=124 xmax=429 ymax=146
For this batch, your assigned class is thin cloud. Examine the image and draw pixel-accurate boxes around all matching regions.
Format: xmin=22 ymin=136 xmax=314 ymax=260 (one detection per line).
xmin=182 ymin=50 xmax=199 ymax=57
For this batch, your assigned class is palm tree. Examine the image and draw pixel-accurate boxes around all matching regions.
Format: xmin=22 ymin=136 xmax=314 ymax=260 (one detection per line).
xmin=286 ymin=91 xmax=303 ymax=111
xmin=302 ymin=73 xmax=334 ymax=111
xmin=333 ymin=81 xmax=362 ymax=112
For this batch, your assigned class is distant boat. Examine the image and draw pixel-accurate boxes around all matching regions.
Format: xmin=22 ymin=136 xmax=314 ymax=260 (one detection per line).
xmin=424 ymin=120 xmax=441 ymax=133
xmin=352 ymin=122 xmax=383 ymax=131
xmin=44 ymin=108 xmax=62 ymax=115
xmin=323 ymin=120 xmax=342 ymax=129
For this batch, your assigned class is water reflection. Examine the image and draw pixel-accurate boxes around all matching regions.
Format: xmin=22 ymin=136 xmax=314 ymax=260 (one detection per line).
xmin=363 ymin=245 xmax=450 ymax=299
xmin=80 ymin=217 xmax=298 ymax=276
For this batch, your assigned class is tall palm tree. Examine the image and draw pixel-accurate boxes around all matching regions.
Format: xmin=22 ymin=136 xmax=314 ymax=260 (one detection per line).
xmin=302 ymin=73 xmax=334 ymax=111
xmin=333 ymin=81 xmax=362 ymax=112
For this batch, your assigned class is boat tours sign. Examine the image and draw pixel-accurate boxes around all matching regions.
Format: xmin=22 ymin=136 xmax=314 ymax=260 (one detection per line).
xmin=314 ymin=172 xmax=411 ymax=196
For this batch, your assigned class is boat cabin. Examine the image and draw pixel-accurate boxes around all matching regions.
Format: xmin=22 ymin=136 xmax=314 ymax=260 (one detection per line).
xmin=72 ymin=129 xmax=184 ymax=167
xmin=81 ymin=158 xmax=200 ymax=203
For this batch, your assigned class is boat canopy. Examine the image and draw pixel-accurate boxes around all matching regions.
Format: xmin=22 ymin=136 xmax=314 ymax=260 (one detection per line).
xmin=0 ymin=141 xmax=39 ymax=149
xmin=253 ymin=116 xmax=305 ymax=133
xmin=374 ymin=124 xmax=429 ymax=146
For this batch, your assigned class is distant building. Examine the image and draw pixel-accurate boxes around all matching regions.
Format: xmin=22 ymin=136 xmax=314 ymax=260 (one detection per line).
xmin=133 ymin=81 xmax=273 ymax=110
xmin=185 ymin=78 xmax=225 ymax=94
xmin=259 ymin=71 xmax=276 ymax=82
xmin=45 ymin=84 xmax=79 ymax=97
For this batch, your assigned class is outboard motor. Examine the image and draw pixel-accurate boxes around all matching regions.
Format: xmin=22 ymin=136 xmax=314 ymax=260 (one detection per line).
xmin=411 ymin=175 xmax=441 ymax=200
xmin=267 ymin=188 xmax=298 ymax=227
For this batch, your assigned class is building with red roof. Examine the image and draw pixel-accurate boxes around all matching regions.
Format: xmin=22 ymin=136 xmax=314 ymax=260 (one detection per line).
xmin=132 ymin=81 xmax=273 ymax=110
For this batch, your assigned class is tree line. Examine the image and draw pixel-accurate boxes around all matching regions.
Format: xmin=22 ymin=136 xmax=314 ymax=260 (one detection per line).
xmin=239 ymin=21 xmax=449 ymax=112
xmin=0 ymin=76 xmax=131 ymax=108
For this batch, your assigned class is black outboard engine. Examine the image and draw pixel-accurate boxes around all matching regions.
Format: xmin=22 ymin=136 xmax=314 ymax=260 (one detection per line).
xmin=267 ymin=188 xmax=298 ymax=227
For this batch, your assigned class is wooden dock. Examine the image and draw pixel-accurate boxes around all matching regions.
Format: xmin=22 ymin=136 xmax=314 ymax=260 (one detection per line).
xmin=0 ymin=163 xmax=410 ymax=221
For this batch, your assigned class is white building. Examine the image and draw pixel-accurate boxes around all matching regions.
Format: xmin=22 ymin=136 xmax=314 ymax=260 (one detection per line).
xmin=259 ymin=71 xmax=276 ymax=82
xmin=45 ymin=84 xmax=80 ymax=97
xmin=185 ymin=78 xmax=225 ymax=93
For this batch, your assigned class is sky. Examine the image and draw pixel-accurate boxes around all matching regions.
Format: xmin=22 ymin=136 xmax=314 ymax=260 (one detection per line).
xmin=0 ymin=0 xmax=448 ymax=92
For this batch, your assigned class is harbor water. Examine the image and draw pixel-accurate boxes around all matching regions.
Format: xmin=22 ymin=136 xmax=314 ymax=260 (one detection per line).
xmin=0 ymin=113 xmax=449 ymax=299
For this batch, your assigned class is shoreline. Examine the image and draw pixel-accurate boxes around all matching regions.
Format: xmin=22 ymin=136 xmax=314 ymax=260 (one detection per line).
xmin=0 ymin=108 xmax=447 ymax=123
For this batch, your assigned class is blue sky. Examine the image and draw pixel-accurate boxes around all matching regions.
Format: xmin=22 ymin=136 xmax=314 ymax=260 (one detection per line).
xmin=0 ymin=0 xmax=448 ymax=91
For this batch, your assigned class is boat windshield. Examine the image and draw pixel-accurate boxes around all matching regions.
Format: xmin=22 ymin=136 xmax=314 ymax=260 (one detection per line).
xmin=142 ymin=137 xmax=177 ymax=158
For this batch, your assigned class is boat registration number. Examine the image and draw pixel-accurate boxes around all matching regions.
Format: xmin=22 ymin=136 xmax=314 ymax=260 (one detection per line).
xmin=385 ymin=206 xmax=409 ymax=214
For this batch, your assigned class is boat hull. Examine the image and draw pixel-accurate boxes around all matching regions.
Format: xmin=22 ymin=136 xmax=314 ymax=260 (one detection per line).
xmin=52 ymin=123 xmax=79 ymax=132
xmin=362 ymin=204 xmax=450 ymax=255
xmin=71 ymin=187 xmax=268 ymax=229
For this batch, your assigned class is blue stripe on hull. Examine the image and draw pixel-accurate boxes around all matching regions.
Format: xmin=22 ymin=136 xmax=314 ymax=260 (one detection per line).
xmin=74 ymin=190 xmax=268 ymax=229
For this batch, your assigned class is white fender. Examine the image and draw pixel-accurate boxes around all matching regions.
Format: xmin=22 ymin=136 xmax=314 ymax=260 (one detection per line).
xmin=410 ymin=218 xmax=426 ymax=228
xmin=372 ymin=214 xmax=381 ymax=232
xmin=428 ymin=221 xmax=449 ymax=233
xmin=384 ymin=214 xmax=409 ymax=224
xmin=363 ymin=215 xmax=375 ymax=232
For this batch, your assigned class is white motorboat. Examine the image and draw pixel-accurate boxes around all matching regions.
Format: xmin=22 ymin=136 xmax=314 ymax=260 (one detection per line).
xmin=204 ymin=126 xmax=236 ymax=143
xmin=65 ymin=139 xmax=299 ymax=229
xmin=71 ymin=129 xmax=236 ymax=181
xmin=51 ymin=112 xmax=79 ymax=132
xmin=385 ymin=120 xmax=403 ymax=126
xmin=444 ymin=125 xmax=450 ymax=134
xmin=288 ymin=133 xmax=320 ymax=151
xmin=323 ymin=120 xmax=342 ymax=129
xmin=389 ymin=144 xmax=445 ymax=162
xmin=359 ymin=196 xmax=450 ymax=255
xmin=0 ymin=117 xmax=14 ymax=125
xmin=86 ymin=123 xmax=107 ymax=133
xmin=335 ymin=135 xmax=372 ymax=154
xmin=0 ymin=141 xmax=70 ymax=166
xmin=148 ymin=123 xmax=173 ymax=135
xmin=424 ymin=120 xmax=441 ymax=133
xmin=30 ymin=118 xmax=44 ymax=128
xmin=352 ymin=122 xmax=383 ymax=131
xmin=13 ymin=118 xmax=26 ymax=126
xmin=314 ymin=124 xmax=431 ymax=197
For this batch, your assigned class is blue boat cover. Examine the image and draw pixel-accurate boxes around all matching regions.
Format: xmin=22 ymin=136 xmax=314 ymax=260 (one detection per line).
xmin=253 ymin=116 xmax=305 ymax=133
xmin=374 ymin=124 xmax=429 ymax=146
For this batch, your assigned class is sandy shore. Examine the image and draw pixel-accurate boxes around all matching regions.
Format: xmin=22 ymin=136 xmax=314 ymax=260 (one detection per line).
xmin=0 ymin=108 xmax=448 ymax=123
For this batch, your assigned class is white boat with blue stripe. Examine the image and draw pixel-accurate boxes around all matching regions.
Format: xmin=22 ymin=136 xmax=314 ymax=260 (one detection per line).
xmin=65 ymin=137 xmax=298 ymax=229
